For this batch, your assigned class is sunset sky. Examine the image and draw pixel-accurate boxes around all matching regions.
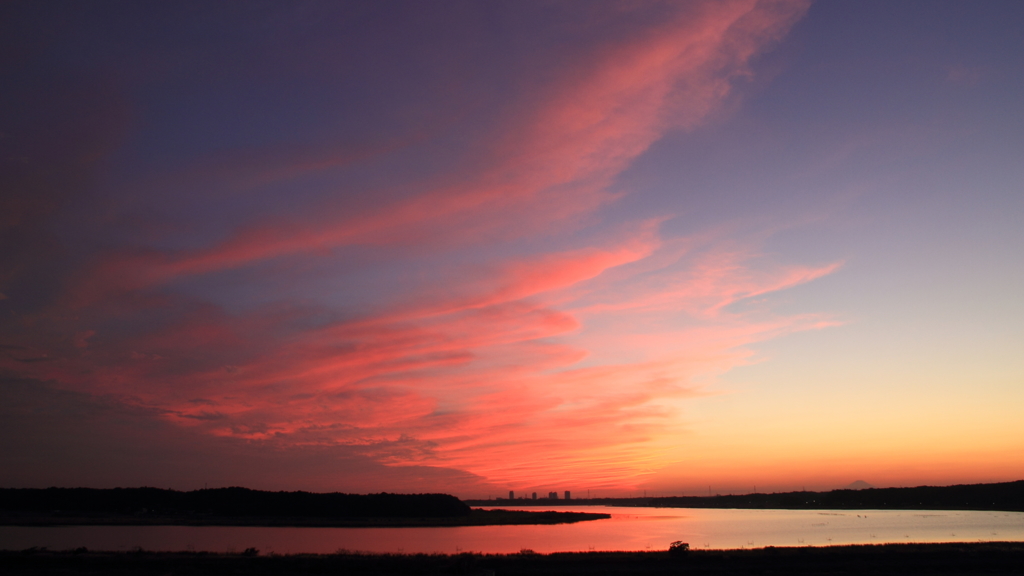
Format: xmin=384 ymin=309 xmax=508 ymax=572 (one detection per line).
xmin=2 ymin=0 xmax=1023 ymax=498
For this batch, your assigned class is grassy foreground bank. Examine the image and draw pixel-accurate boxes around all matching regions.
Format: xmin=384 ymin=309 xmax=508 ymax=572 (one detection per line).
xmin=3 ymin=543 xmax=1024 ymax=575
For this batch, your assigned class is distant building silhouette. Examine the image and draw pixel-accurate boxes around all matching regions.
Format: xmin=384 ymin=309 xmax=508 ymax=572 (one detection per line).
xmin=532 ymin=492 xmax=537 ymax=500
xmin=548 ymin=491 xmax=558 ymax=499
xmin=565 ymin=490 xmax=571 ymax=500
xmin=509 ymin=490 xmax=514 ymax=500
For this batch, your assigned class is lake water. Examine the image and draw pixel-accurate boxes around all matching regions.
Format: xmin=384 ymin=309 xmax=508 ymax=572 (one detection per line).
xmin=2 ymin=506 xmax=1023 ymax=554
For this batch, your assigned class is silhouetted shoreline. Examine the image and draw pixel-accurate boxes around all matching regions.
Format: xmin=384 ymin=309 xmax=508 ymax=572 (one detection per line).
xmin=4 ymin=543 xmax=1024 ymax=575
xmin=0 ymin=488 xmax=608 ymax=527
xmin=466 ymin=479 xmax=1024 ymax=512
xmin=0 ymin=508 xmax=609 ymax=527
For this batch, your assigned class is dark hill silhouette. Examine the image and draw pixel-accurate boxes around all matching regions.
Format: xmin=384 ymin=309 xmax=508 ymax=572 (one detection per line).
xmin=0 ymin=487 xmax=470 ymax=518
xmin=466 ymin=480 xmax=1024 ymax=512
xmin=649 ymin=480 xmax=1024 ymax=512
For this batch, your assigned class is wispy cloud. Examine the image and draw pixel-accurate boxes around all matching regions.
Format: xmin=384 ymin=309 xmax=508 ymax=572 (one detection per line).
xmin=1 ymin=0 xmax=823 ymax=491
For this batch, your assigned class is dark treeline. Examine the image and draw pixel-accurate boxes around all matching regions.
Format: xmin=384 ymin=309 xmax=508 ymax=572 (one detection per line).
xmin=0 ymin=487 xmax=470 ymax=518
xmin=651 ymin=480 xmax=1024 ymax=512
xmin=467 ymin=480 xmax=1024 ymax=512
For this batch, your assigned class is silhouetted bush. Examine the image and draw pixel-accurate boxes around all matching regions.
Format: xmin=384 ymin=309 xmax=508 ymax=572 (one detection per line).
xmin=669 ymin=541 xmax=689 ymax=557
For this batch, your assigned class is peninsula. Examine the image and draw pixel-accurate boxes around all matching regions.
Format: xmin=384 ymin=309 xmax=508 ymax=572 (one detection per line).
xmin=0 ymin=487 xmax=608 ymax=527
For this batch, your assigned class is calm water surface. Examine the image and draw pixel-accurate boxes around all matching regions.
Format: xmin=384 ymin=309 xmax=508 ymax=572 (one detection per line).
xmin=2 ymin=506 xmax=1023 ymax=554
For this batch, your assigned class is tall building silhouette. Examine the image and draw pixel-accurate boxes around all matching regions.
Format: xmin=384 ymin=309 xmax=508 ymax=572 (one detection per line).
xmin=565 ymin=490 xmax=571 ymax=500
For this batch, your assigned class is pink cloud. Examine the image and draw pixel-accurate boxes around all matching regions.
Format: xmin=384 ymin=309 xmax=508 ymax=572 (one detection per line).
xmin=5 ymin=0 xmax=826 ymax=492
xmin=66 ymin=0 xmax=809 ymax=307
xmin=9 ymin=221 xmax=839 ymax=490
xmin=573 ymin=249 xmax=843 ymax=318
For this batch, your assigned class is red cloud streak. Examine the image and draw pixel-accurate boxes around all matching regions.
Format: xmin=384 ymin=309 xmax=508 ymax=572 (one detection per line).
xmin=3 ymin=0 xmax=823 ymax=491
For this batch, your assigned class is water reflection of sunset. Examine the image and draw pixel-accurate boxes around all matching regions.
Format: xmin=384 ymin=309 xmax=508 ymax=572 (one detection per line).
xmin=3 ymin=507 xmax=1023 ymax=554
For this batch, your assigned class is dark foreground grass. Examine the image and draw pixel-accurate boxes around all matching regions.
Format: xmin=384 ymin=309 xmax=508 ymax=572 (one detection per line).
xmin=3 ymin=542 xmax=1024 ymax=575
